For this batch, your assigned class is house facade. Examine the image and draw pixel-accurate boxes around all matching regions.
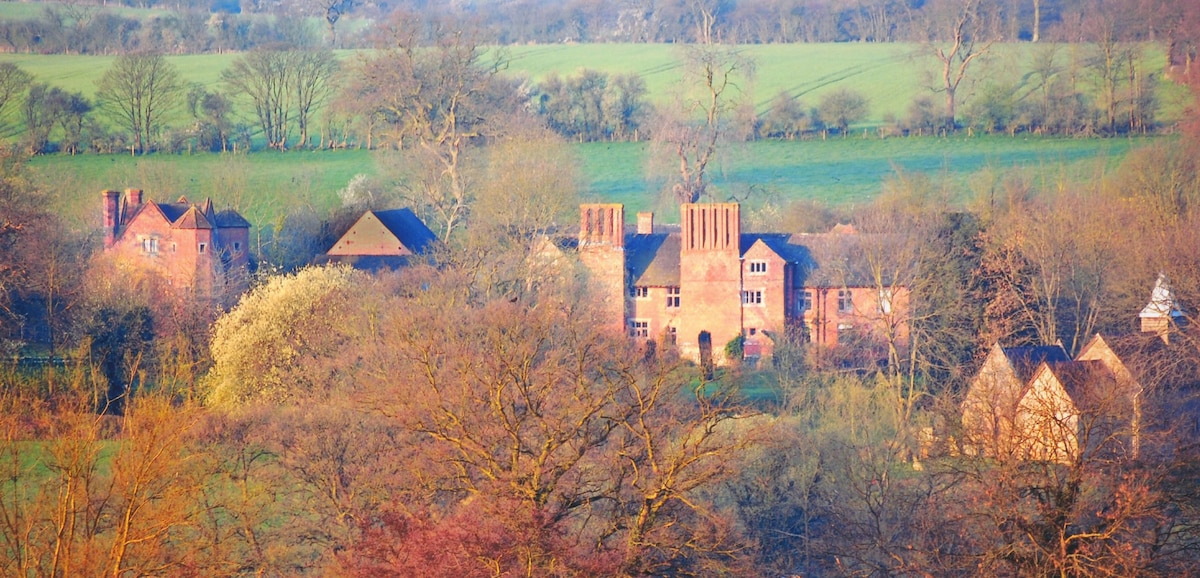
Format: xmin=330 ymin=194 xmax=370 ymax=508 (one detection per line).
xmin=576 ymin=202 xmax=909 ymax=363
xmin=102 ymin=188 xmax=250 ymax=296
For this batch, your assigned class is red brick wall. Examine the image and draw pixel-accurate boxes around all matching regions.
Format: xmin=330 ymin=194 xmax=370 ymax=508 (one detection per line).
xmin=741 ymin=242 xmax=790 ymax=357
xmin=105 ymin=194 xmax=249 ymax=298
xmin=579 ymin=204 xmax=627 ymax=332
xmin=678 ymin=203 xmax=742 ymax=363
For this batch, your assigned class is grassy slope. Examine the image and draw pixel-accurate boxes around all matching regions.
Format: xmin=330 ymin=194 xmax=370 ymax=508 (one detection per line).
xmin=5 ymin=43 xmax=1179 ymax=226
xmin=31 ymin=136 xmax=1141 ymax=227
xmin=3 ymin=43 xmax=1187 ymax=125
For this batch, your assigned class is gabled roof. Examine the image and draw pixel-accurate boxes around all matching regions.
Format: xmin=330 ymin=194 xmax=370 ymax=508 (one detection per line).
xmin=121 ymin=196 xmax=248 ymax=231
xmin=1002 ymin=344 xmax=1072 ymax=383
xmin=373 ymin=209 xmax=437 ymax=254
xmin=1030 ymin=360 xmax=1119 ymax=410
xmin=172 ymin=206 xmax=214 ymax=230
xmin=325 ymin=208 xmax=437 ymax=263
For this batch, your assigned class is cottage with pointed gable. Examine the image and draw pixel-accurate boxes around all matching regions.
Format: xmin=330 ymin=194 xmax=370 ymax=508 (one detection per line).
xmin=960 ymin=343 xmax=1072 ymax=457
xmin=101 ymin=188 xmax=251 ymax=295
xmin=961 ymin=276 xmax=1182 ymax=463
xmin=575 ymin=202 xmax=908 ymax=364
xmin=321 ymin=208 xmax=438 ymax=270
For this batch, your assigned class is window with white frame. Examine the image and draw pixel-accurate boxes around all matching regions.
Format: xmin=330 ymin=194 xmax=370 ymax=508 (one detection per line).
xmin=666 ymin=286 xmax=680 ymax=308
xmin=667 ymin=326 xmax=677 ymax=344
xmin=837 ymin=289 xmax=853 ymax=313
xmin=629 ymin=319 xmax=649 ymax=338
xmin=198 ymin=242 xmax=208 ymax=254
xmin=141 ymin=237 xmax=158 ymax=254
xmin=748 ymin=260 xmax=767 ymax=274
xmin=630 ymin=286 xmax=649 ymax=299
xmin=742 ymin=290 xmax=763 ymax=305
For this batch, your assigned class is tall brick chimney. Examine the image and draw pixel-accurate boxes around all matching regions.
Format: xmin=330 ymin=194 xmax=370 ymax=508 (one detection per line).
xmin=126 ymin=188 xmax=143 ymax=207
xmin=681 ymin=203 xmax=740 ymax=253
xmin=102 ymin=190 xmax=120 ymax=248
xmin=578 ymin=203 xmax=627 ymax=333
xmin=637 ymin=212 xmax=654 ymax=234
xmin=579 ymin=203 xmax=625 ymax=247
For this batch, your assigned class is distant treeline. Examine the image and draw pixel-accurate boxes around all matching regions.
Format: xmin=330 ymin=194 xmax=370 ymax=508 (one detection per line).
xmin=0 ymin=0 xmax=1196 ymax=66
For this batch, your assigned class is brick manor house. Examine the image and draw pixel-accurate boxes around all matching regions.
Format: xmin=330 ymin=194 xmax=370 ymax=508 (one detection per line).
xmin=575 ymin=202 xmax=908 ymax=363
xmin=101 ymin=188 xmax=251 ymax=295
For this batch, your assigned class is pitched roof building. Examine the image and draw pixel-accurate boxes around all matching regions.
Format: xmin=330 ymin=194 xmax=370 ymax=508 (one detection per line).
xmin=576 ymin=203 xmax=908 ymax=364
xmin=960 ymin=278 xmax=1184 ymax=463
xmin=101 ymin=188 xmax=250 ymax=296
xmin=321 ymin=208 xmax=438 ymax=270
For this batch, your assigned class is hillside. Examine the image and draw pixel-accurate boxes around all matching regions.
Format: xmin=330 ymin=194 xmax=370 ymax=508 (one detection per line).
xmin=2 ymin=42 xmax=1189 ymax=127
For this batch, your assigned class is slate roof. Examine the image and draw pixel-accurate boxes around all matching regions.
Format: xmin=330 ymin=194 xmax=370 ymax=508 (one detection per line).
xmin=622 ymin=228 xmax=896 ymax=289
xmin=215 ymin=209 xmax=252 ymax=228
xmin=373 ymin=209 xmax=437 ymax=254
xmin=172 ymin=206 xmax=213 ymax=230
xmin=1003 ymin=345 xmax=1072 ymax=383
xmin=627 ymin=233 xmax=680 ymax=286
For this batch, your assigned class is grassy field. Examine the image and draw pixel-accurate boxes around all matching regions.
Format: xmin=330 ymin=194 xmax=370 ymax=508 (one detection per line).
xmin=3 ymin=43 xmax=1189 ymax=129
xmin=31 ymin=135 xmax=1146 ymax=227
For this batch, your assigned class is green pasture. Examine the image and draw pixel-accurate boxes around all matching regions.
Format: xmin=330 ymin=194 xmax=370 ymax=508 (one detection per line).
xmin=31 ymin=135 xmax=1146 ymax=228
xmin=2 ymin=42 xmax=1188 ymax=132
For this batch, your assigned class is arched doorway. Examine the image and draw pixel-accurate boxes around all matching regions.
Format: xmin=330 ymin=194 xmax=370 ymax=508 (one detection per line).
xmin=698 ymin=331 xmax=713 ymax=378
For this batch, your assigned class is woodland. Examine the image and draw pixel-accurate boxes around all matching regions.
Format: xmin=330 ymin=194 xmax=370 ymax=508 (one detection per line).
xmin=3 ymin=0 xmax=1200 ymax=576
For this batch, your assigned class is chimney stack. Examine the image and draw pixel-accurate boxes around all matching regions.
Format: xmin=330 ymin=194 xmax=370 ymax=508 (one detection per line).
xmin=579 ymin=204 xmax=625 ymax=248
xmin=102 ymin=190 xmax=120 ymax=248
xmin=637 ymin=212 xmax=654 ymax=234
xmin=126 ymin=188 xmax=143 ymax=207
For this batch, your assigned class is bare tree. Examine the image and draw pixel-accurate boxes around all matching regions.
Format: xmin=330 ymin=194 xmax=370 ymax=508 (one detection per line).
xmin=916 ymin=0 xmax=999 ymax=131
xmin=222 ymin=49 xmax=293 ymax=151
xmin=95 ymin=53 xmax=183 ymax=155
xmin=292 ymin=49 xmax=339 ymax=148
xmin=315 ymin=0 xmax=354 ymax=47
xmin=353 ymin=15 xmax=511 ymax=241
xmin=653 ymin=44 xmax=754 ymax=204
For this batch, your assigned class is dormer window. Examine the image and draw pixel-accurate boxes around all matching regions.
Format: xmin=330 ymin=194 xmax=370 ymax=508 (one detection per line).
xmin=749 ymin=261 xmax=767 ymax=274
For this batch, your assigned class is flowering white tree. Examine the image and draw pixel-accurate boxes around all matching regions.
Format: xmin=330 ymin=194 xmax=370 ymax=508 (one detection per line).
xmin=205 ymin=265 xmax=365 ymax=408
